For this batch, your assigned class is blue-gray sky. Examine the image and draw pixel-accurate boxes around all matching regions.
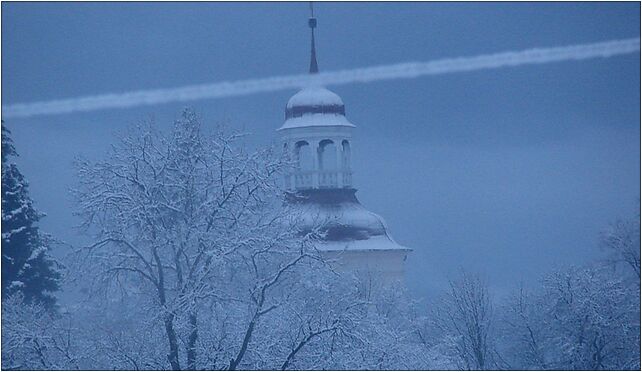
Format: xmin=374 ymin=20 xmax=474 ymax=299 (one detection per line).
xmin=2 ymin=2 xmax=640 ymax=299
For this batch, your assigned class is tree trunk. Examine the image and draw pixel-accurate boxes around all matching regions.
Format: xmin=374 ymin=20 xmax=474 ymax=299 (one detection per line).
xmin=281 ymin=334 xmax=312 ymax=370
xmin=164 ymin=313 xmax=181 ymax=371
xmin=187 ymin=312 xmax=198 ymax=370
xmin=229 ymin=318 xmax=257 ymax=370
xmin=153 ymin=247 xmax=180 ymax=371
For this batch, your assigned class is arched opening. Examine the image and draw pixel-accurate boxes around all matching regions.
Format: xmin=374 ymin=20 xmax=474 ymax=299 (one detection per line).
xmin=294 ymin=141 xmax=313 ymax=171
xmin=318 ymin=139 xmax=337 ymax=171
xmin=341 ymin=140 xmax=351 ymax=170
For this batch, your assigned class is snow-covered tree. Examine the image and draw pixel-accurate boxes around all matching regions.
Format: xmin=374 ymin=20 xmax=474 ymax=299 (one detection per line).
xmin=72 ymin=109 xmax=378 ymax=370
xmin=600 ymin=213 xmax=641 ymax=280
xmin=1 ymin=294 xmax=80 ymax=370
xmin=497 ymin=284 xmax=549 ymax=370
xmin=429 ymin=271 xmax=497 ymax=370
xmin=2 ymin=289 xmax=171 ymax=370
xmin=1 ymin=123 xmax=60 ymax=310
xmin=499 ymin=265 xmax=640 ymax=370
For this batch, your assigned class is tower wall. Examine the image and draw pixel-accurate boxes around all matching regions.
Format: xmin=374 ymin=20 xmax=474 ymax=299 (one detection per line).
xmin=321 ymin=249 xmax=408 ymax=285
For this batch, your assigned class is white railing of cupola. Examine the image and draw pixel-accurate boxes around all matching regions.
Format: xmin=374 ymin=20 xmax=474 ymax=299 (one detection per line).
xmin=288 ymin=170 xmax=352 ymax=190
xmin=294 ymin=172 xmax=314 ymax=189
xmin=341 ymin=172 xmax=352 ymax=187
xmin=318 ymin=171 xmax=338 ymax=188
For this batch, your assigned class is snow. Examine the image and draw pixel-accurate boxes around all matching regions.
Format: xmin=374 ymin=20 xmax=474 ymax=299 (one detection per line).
xmin=315 ymin=234 xmax=411 ymax=252
xmin=1 ymin=226 xmax=26 ymax=240
xmin=286 ymin=87 xmax=343 ymax=109
xmin=295 ymin=200 xmax=385 ymax=232
xmin=280 ymin=86 xmax=356 ymax=129
xmin=27 ymin=246 xmax=46 ymax=261
xmin=279 ymin=113 xmax=356 ymax=130
xmin=8 ymin=205 xmax=26 ymax=217
xmin=4 ymin=189 xmax=22 ymax=196
xmin=290 ymin=197 xmax=410 ymax=251
xmin=9 ymin=281 xmax=24 ymax=289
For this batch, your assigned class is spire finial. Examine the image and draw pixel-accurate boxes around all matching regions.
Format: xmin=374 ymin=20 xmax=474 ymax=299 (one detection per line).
xmin=308 ymin=2 xmax=319 ymax=74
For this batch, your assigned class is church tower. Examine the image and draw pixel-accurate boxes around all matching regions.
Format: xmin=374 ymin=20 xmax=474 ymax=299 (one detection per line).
xmin=278 ymin=8 xmax=411 ymax=287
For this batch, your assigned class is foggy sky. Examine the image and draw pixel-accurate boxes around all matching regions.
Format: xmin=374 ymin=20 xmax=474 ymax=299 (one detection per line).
xmin=2 ymin=2 xmax=640 ymax=300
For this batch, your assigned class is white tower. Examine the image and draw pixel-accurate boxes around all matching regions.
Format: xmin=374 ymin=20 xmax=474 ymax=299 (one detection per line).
xmin=278 ymin=9 xmax=411 ymax=288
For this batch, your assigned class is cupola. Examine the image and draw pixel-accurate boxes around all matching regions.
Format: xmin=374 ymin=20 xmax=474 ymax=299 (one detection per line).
xmin=278 ymin=10 xmax=355 ymax=190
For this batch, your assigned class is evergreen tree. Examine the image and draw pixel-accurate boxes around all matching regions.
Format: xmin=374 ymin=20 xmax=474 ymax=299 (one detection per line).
xmin=1 ymin=122 xmax=60 ymax=310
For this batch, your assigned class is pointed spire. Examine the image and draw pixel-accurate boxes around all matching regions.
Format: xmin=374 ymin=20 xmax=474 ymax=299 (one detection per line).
xmin=308 ymin=2 xmax=319 ymax=74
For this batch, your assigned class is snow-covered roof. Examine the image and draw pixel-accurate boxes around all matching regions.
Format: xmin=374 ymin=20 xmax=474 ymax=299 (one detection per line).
xmin=278 ymin=113 xmax=355 ymax=130
xmin=286 ymin=189 xmax=411 ymax=252
xmin=286 ymin=87 xmax=344 ymax=109
xmin=316 ymin=235 xmax=411 ymax=252
xmin=293 ymin=197 xmax=386 ymax=234
xmin=279 ymin=86 xmax=355 ymax=130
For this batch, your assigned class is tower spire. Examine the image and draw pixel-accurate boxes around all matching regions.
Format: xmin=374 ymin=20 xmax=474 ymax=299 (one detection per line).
xmin=308 ymin=2 xmax=319 ymax=74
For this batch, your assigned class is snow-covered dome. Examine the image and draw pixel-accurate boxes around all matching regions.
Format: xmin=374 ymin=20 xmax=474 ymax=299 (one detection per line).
xmin=286 ymin=86 xmax=344 ymax=109
xmin=285 ymin=86 xmax=346 ymax=119
xmin=279 ymin=86 xmax=355 ymax=130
